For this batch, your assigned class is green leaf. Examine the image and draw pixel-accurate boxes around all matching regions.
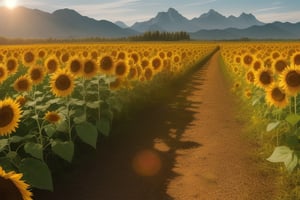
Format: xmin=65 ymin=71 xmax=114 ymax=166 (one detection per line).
xmin=86 ymin=101 xmax=101 ymax=109
xmin=56 ymin=121 xmax=69 ymax=133
xmin=9 ymin=135 xmax=35 ymax=143
xmin=19 ymin=158 xmax=53 ymax=191
xmin=75 ymin=122 xmax=98 ymax=148
xmin=51 ymin=140 xmax=74 ymax=162
xmin=267 ymin=146 xmax=298 ymax=173
xmin=0 ymin=139 xmax=8 ymax=152
xmin=286 ymin=135 xmax=299 ymax=148
xmin=266 ymin=121 xmax=281 ymax=132
xmin=24 ymin=143 xmax=43 ymax=160
xmin=96 ymin=118 xmax=111 ymax=136
xmin=44 ymin=125 xmax=56 ymax=137
xmin=286 ymin=114 xmax=300 ymax=126
xmin=36 ymin=104 xmax=50 ymax=110
xmin=73 ymin=114 xmax=86 ymax=124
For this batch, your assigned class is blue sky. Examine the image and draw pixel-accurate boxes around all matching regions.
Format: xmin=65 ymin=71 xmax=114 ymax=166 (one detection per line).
xmin=1 ymin=0 xmax=300 ymax=25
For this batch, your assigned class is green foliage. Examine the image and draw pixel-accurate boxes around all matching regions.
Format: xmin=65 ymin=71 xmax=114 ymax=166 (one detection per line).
xmin=75 ymin=122 xmax=98 ymax=149
xmin=19 ymin=158 xmax=53 ymax=191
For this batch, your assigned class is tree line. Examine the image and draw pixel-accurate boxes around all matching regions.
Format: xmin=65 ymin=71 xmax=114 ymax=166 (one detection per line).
xmin=129 ymin=31 xmax=190 ymax=41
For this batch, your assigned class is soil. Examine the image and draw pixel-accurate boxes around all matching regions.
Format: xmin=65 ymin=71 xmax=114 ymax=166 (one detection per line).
xmin=34 ymin=52 xmax=276 ymax=200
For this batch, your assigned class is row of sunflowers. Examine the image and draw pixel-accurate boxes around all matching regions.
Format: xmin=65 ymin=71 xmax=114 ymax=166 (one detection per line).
xmin=220 ymin=42 xmax=300 ymax=198
xmin=0 ymin=42 xmax=217 ymax=199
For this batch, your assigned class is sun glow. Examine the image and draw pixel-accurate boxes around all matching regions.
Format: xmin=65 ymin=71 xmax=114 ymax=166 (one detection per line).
xmin=4 ymin=0 xmax=18 ymax=9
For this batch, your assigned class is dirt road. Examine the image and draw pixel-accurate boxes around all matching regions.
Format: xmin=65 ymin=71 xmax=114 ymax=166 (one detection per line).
xmin=35 ymin=52 xmax=276 ymax=200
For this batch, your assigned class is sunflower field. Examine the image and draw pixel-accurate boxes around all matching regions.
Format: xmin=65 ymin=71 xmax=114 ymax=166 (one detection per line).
xmin=0 ymin=42 xmax=217 ymax=196
xmin=220 ymin=42 xmax=300 ymax=197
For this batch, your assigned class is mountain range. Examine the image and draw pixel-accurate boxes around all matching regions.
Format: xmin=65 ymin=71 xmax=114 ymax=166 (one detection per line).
xmin=131 ymin=8 xmax=264 ymax=32
xmin=0 ymin=6 xmax=299 ymax=40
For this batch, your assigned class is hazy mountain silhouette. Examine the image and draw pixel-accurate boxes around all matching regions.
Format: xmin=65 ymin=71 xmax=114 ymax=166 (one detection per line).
xmin=0 ymin=6 xmax=137 ymax=39
xmin=131 ymin=8 xmax=264 ymax=32
xmin=0 ymin=6 xmax=299 ymax=40
xmin=114 ymin=21 xmax=129 ymax=28
xmin=190 ymin=22 xmax=300 ymax=40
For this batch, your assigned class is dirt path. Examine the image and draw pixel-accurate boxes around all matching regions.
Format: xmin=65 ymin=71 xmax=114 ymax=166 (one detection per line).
xmin=35 ymin=52 xmax=276 ymax=200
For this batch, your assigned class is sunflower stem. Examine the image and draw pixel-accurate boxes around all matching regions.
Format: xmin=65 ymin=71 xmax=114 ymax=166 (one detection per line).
xmin=294 ymin=95 xmax=297 ymax=114
xmin=97 ymin=77 xmax=101 ymax=121
xmin=66 ymin=96 xmax=72 ymax=141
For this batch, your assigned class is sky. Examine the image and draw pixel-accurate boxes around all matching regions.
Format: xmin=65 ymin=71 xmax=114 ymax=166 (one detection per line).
xmin=1 ymin=0 xmax=300 ymax=26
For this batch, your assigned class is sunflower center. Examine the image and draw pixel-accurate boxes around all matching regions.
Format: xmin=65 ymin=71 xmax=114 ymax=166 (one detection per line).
xmin=47 ymin=60 xmax=58 ymax=73
xmin=244 ymin=55 xmax=253 ymax=65
xmin=0 ymin=105 xmax=14 ymax=128
xmin=84 ymin=61 xmax=95 ymax=74
xmin=253 ymin=61 xmax=261 ymax=71
xmin=100 ymin=56 xmax=113 ymax=71
xmin=115 ymin=62 xmax=126 ymax=76
xmin=152 ymin=58 xmax=161 ymax=70
xmin=118 ymin=52 xmax=125 ymax=60
xmin=55 ymin=75 xmax=71 ymax=91
xmin=61 ymin=54 xmax=69 ymax=63
xmin=0 ymin=177 xmax=23 ymax=200
xmin=7 ymin=60 xmax=17 ymax=71
xmin=31 ymin=68 xmax=42 ymax=81
xmin=24 ymin=52 xmax=34 ymax=63
xmin=247 ymin=71 xmax=255 ymax=82
xmin=46 ymin=113 xmax=60 ymax=123
xmin=70 ymin=60 xmax=81 ymax=73
xmin=260 ymin=71 xmax=272 ymax=85
xmin=0 ymin=68 xmax=5 ymax=77
xmin=17 ymin=79 xmax=30 ymax=91
xmin=286 ymin=70 xmax=300 ymax=87
xmin=275 ymin=60 xmax=287 ymax=72
xmin=294 ymin=54 xmax=300 ymax=65
xmin=271 ymin=88 xmax=286 ymax=102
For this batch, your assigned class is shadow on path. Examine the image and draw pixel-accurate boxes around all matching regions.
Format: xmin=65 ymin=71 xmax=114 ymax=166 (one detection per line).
xmin=34 ymin=58 xmax=211 ymax=200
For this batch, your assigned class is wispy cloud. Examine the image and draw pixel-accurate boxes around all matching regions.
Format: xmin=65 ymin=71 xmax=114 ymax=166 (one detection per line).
xmin=256 ymin=11 xmax=300 ymax=23
xmin=70 ymin=0 xmax=141 ymax=11
xmin=184 ymin=0 xmax=217 ymax=7
xmin=254 ymin=6 xmax=282 ymax=13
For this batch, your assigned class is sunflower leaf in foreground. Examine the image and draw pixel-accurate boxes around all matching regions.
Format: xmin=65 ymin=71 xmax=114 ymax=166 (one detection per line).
xmin=19 ymin=158 xmax=53 ymax=191
xmin=96 ymin=118 xmax=111 ymax=137
xmin=75 ymin=121 xmax=98 ymax=149
xmin=267 ymin=146 xmax=298 ymax=173
xmin=24 ymin=142 xmax=43 ymax=160
xmin=285 ymin=114 xmax=300 ymax=126
xmin=51 ymin=140 xmax=74 ymax=162
xmin=266 ymin=121 xmax=281 ymax=132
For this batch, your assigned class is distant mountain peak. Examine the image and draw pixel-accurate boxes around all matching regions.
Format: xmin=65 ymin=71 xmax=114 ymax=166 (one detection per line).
xmin=115 ymin=21 xmax=128 ymax=28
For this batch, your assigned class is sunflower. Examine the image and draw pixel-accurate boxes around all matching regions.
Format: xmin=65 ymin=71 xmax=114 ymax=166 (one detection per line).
xmin=271 ymin=51 xmax=281 ymax=60
xmin=265 ymin=83 xmax=289 ymax=108
xmin=291 ymin=52 xmax=300 ymax=66
xmin=16 ymin=96 xmax=27 ymax=107
xmin=28 ymin=66 xmax=45 ymax=85
xmin=14 ymin=76 xmax=32 ymax=93
xmin=67 ymin=57 xmax=82 ymax=76
xmin=44 ymin=111 xmax=61 ymax=124
xmin=0 ymin=65 xmax=8 ymax=84
xmin=0 ymin=98 xmax=22 ymax=136
xmin=245 ymin=70 xmax=255 ymax=84
xmin=254 ymin=68 xmax=273 ymax=89
xmin=109 ymin=77 xmax=122 ymax=90
xmin=252 ymin=59 xmax=263 ymax=71
xmin=61 ymin=52 xmax=70 ymax=63
xmin=273 ymin=58 xmax=288 ymax=74
xmin=151 ymin=57 xmax=162 ymax=72
xmin=117 ymin=52 xmax=126 ymax=60
xmin=22 ymin=51 xmax=35 ymax=67
xmin=140 ymin=59 xmax=149 ymax=69
xmin=234 ymin=56 xmax=241 ymax=64
xmin=99 ymin=55 xmax=114 ymax=74
xmin=144 ymin=67 xmax=153 ymax=81
xmin=242 ymin=54 xmax=253 ymax=67
xmin=279 ymin=65 xmax=300 ymax=96
xmin=38 ymin=49 xmax=46 ymax=59
xmin=130 ymin=53 xmax=139 ymax=64
xmin=82 ymin=59 xmax=98 ymax=79
xmin=127 ymin=67 xmax=138 ymax=80
xmin=0 ymin=167 xmax=32 ymax=200
xmin=114 ymin=61 xmax=129 ymax=78
xmin=50 ymin=69 xmax=74 ymax=97
xmin=45 ymin=56 xmax=60 ymax=74
xmin=6 ymin=58 xmax=18 ymax=75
